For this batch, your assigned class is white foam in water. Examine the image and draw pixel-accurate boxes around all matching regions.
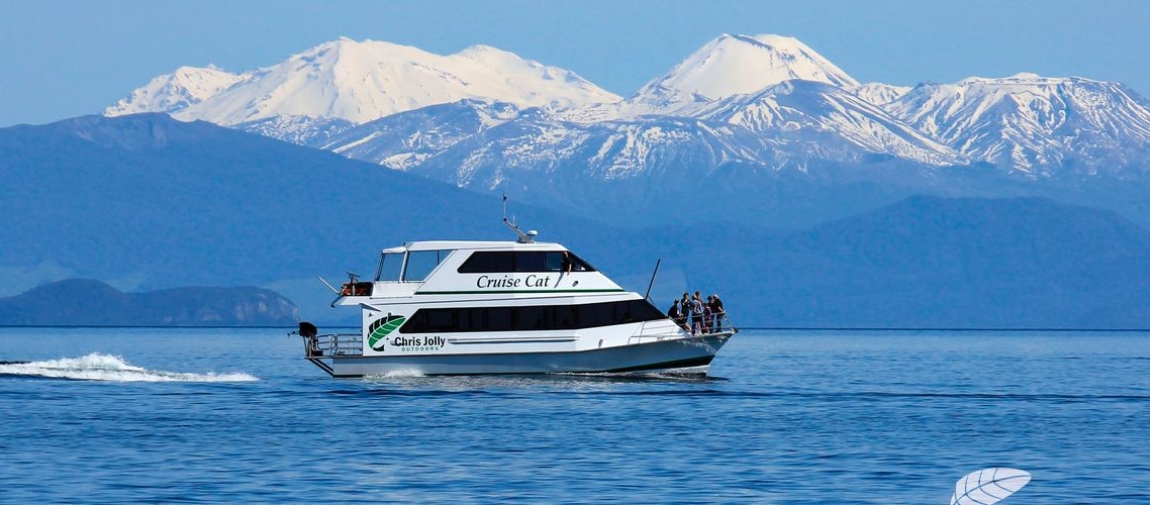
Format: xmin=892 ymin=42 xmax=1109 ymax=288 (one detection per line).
xmin=0 ymin=353 xmax=258 ymax=382
xmin=365 ymin=369 xmax=426 ymax=379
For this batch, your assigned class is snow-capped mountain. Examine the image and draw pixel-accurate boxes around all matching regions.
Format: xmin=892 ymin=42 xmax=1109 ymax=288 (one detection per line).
xmin=329 ymin=104 xmax=796 ymax=223
xmin=634 ymin=34 xmax=857 ymax=105
xmin=100 ymin=34 xmax=1150 ymax=227
xmin=851 ymin=82 xmax=912 ymax=107
xmin=316 ymin=100 xmax=525 ymax=170
xmin=695 ymin=80 xmax=960 ymax=165
xmin=319 ymin=85 xmax=960 ymax=196
xmin=887 ymin=73 xmax=1150 ymax=176
xmin=235 ymin=115 xmax=356 ymax=147
xmin=106 ymin=37 xmax=620 ymax=126
xmin=614 ymin=34 xmax=858 ymax=119
xmin=104 ymin=66 xmax=244 ymax=116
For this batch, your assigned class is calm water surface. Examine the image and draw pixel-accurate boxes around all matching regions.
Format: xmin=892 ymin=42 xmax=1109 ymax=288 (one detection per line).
xmin=1 ymin=328 xmax=1148 ymax=503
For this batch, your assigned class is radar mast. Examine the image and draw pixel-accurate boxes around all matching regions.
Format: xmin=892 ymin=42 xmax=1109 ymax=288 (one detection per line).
xmin=501 ymin=194 xmax=537 ymax=244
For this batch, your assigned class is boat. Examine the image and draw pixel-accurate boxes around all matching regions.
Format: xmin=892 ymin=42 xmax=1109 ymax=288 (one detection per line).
xmin=294 ymin=216 xmax=736 ymax=377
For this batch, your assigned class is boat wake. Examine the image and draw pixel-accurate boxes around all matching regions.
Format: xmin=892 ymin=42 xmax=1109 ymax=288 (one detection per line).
xmin=0 ymin=353 xmax=258 ymax=382
xmin=364 ymin=369 xmax=427 ymax=380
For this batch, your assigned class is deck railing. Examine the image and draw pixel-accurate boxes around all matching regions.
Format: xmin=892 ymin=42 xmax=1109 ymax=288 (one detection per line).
xmin=304 ymin=332 xmax=364 ymax=358
xmin=628 ymin=314 xmax=735 ymax=344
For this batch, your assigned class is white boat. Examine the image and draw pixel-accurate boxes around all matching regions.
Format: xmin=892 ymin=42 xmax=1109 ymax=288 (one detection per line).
xmin=295 ymin=220 xmax=735 ymax=377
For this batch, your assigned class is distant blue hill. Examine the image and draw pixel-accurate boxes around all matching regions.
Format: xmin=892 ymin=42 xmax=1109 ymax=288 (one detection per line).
xmin=669 ymin=196 xmax=1150 ymax=329
xmin=3 ymin=113 xmax=1149 ymax=328
xmin=0 ymin=114 xmax=605 ymax=322
xmin=0 ymin=279 xmax=297 ymax=326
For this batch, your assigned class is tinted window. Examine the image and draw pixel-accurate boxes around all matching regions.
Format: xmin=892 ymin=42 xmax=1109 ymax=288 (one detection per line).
xmin=399 ymin=299 xmax=664 ymax=333
xmin=487 ymin=307 xmax=514 ymax=332
xmin=458 ymin=251 xmax=514 ymax=273
xmin=519 ymin=306 xmax=550 ymax=330
xmin=425 ymin=309 xmax=455 ymax=332
xmin=458 ymin=251 xmax=597 ymax=273
xmin=516 ymin=252 xmax=546 ymax=272
xmin=563 ymin=253 xmax=595 ymax=272
xmin=544 ymin=252 xmax=565 ymax=272
xmin=457 ymin=308 xmax=484 ymax=332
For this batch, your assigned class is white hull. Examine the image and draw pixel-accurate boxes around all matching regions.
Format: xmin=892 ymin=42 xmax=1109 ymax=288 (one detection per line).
xmin=298 ymin=235 xmax=736 ymax=377
xmin=307 ymin=332 xmax=732 ymax=377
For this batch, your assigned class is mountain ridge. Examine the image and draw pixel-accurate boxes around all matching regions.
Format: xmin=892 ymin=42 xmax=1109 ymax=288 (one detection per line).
xmin=886 ymin=73 xmax=1150 ymax=176
xmin=0 ymin=279 xmax=299 ymax=326
xmin=99 ymin=34 xmax=1150 ymax=229
xmin=105 ymin=38 xmax=620 ymax=126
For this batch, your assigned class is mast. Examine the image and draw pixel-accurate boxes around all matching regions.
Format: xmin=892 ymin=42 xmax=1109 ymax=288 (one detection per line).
xmin=501 ymin=194 xmax=537 ymax=244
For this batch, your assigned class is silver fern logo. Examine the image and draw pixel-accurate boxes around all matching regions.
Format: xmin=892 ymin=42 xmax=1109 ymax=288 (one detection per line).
xmin=950 ymin=468 xmax=1031 ymax=505
xmin=367 ymin=315 xmax=406 ymax=351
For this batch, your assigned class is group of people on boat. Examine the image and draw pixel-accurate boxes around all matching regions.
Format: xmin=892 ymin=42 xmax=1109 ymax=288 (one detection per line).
xmin=667 ymin=291 xmax=725 ymax=336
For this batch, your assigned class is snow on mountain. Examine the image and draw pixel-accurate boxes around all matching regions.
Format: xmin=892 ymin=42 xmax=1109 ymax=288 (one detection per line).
xmin=104 ymin=66 xmax=244 ymax=117
xmin=317 ymin=34 xmax=961 ymax=189
xmin=888 ymin=73 xmax=1150 ymax=175
xmin=696 ymin=80 xmax=961 ymax=165
xmin=234 ymin=115 xmax=356 ymax=147
xmin=315 ymin=93 xmax=780 ymax=188
xmin=317 ymin=100 xmax=524 ymax=170
xmin=851 ymin=82 xmax=912 ymax=107
xmin=404 ymin=113 xmax=772 ymax=195
xmin=622 ymin=34 xmax=859 ymax=117
xmin=108 ymin=37 xmax=620 ymax=126
xmin=101 ymin=34 xmax=1150 ymax=202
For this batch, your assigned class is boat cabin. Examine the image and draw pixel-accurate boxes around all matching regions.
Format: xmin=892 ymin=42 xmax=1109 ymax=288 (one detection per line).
xmin=335 ymin=240 xmax=608 ymax=303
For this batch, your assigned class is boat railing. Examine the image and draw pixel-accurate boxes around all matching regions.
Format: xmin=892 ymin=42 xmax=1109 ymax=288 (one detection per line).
xmin=303 ymin=332 xmax=364 ymax=358
xmin=628 ymin=313 xmax=736 ymax=344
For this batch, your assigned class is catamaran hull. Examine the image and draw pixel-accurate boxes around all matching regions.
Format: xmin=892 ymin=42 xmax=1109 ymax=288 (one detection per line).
xmin=309 ymin=333 xmax=732 ymax=377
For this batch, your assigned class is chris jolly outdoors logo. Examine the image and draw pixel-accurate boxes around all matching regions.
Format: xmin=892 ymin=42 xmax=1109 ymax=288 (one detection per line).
xmin=367 ymin=315 xmax=406 ymax=351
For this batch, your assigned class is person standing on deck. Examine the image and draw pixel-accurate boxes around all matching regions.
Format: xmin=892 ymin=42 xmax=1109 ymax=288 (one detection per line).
xmin=711 ymin=294 xmax=725 ymax=331
xmin=690 ymin=291 xmax=704 ymax=336
xmin=702 ymin=298 xmax=713 ymax=334
xmin=680 ymin=292 xmax=690 ymax=325
xmin=668 ymin=299 xmax=683 ymax=329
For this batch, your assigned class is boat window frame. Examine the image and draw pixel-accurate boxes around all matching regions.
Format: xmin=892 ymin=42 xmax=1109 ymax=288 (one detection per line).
xmin=401 ymin=249 xmax=455 ymax=283
xmin=398 ymin=299 xmax=664 ymax=334
xmin=457 ymin=250 xmax=597 ymax=274
xmin=374 ymin=251 xmax=406 ymax=282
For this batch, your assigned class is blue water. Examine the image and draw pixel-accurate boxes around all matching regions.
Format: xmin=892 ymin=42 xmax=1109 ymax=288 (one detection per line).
xmin=2 ymin=328 xmax=1148 ymax=503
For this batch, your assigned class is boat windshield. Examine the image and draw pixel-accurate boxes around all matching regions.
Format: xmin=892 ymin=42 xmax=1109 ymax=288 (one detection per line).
xmin=375 ymin=252 xmax=404 ymax=282
xmin=403 ymin=250 xmax=454 ymax=282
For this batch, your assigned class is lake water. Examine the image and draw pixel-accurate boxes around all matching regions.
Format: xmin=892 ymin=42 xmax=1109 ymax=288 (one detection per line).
xmin=1 ymin=328 xmax=1148 ymax=503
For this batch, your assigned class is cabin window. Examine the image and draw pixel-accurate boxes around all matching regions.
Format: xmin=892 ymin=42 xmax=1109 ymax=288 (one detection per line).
xmin=457 ymin=251 xmax=515 ymax=273
xmin=403 ymin=250 xmax=453 ymax=282
xmin=425 ymin=309 xmax=456 ymax=332
xmin=398 ymin=299 xmax=663 ymax=334
xmin=519 ymin=306 xmax=550 ymax=330
xmin=457 ymin=308 xmax=485 ymax=332
xmin=458 ymin=251 xmax=597 ymax=273
xmin=375 ymin=253 xmax=404 ymax=282
xmin=487 ymin=307 xmax=515 ymax=332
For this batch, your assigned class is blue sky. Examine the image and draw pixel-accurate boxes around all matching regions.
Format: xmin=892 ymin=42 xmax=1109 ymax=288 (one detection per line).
xmin=1 ymin=0 xmax=1148 ymax=127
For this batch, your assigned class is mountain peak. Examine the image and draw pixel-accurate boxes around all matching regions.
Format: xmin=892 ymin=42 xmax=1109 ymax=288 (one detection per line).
xmin=107 ymin=38 xmax=620 ymax=126
xmin=890 ymin=73 xmax=1150 ymax=174
xmin=632 ymin=33 xmax=859 ymax=106
xmin=104 ymin=65 xmax=244 ymax=117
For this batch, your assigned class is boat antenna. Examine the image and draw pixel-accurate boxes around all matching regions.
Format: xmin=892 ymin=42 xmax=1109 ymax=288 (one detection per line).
xmin=644 ymin=258 xmax=662 ymax=301
xmin=501 ymin=193 xmax=537 ymax=243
